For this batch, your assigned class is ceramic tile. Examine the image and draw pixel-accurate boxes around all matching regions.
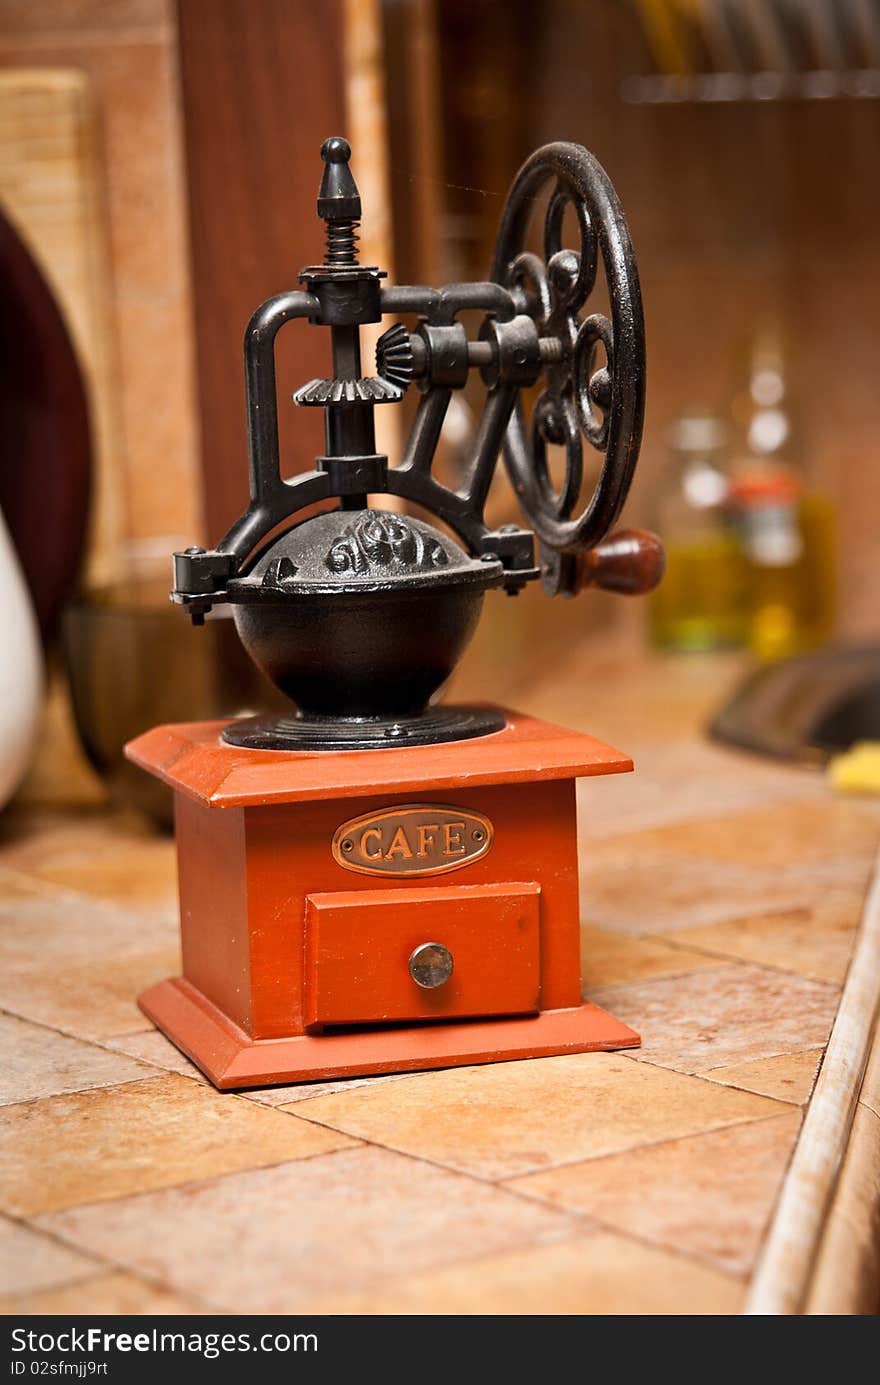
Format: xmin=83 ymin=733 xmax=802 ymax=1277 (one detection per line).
xmin=524 ymin=641 xmax=747 ymax=749
xmin=0 ymin=891 xmax=178 ymax=1039
xmin=580 ymin=846 xmax=830 ymax=935
xmin=307 ymin=1231 xmax=744 ymax=1315
xmin=592 ymin=963 xmax=839 ymax=1075
xmin=0 ymin=809 xmax=177 ymax=906
xmin=106 ymin=1029 xmax=208 ymax=1083
xmin=242 ymin=1071 xmax=413 ymax=1108
xmin=0 ymin=1014 xmax=158 ymax=1106
xmin=604 ymin=800 xmax=880 ymax=871
xmin=291 ymin=1052 xmax=785 ymax=1181
xmin=2 ymin=628 xmax=874 ymax=1314
xmin=0 ymin=1215 xmax=96 ymax=1298
xmin=660 ymin=894 xmax=862 ymax=984
xmin=578 ymin=735 xmax=824 ymax=840
xmin=0 ymin=1272 xmax=203 ymax=1317
xmin=510 ymin=1112 xmax=801 ymax=1276
xmin=40 ymin=1147 xmax=572 ymax=1313
xmin=699 ymin=1049 xmax=823 ymax=1105
xmin=581 ymin=925 xmax=719 ymax=990
xmin=0 ymin=1074 xmax=355 ymax=1216
xmin=0 ymin=867 xmax=56 ymax=903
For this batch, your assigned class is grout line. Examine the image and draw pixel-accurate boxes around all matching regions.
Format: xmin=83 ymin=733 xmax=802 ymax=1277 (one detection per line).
xmin=0 ymin=1268 xmax=210 ymax=1315
xmin=0 ymin=1005 xmax=173 ymax=1051
xmin=0 ymin=1222 xmax=220 ymax=1318
xmin=0 ymin=1211 xmax=223 ymax=1316
xmin=641 ymin=929 xmax=855 ymax=988
xmin=265 ymin=1116 xmax=593 ymax=1218
xmin=285 ymin=1092 xmax=795 ymax=1187
xmin=0 ymin=1003 xmax=132 ymax=1046
xmin=538 ymin=1208 xmax=751 ymax=1287
xmin=297 ymin=1218 xmax=749 ymax=1314
xmin=22 ymin=1141 xmax=370 ymax=1228
xmin=38 ymin=1215 xmax=591 ymax=1318
xmin=591 ymin=952 xmax=844 ymax=992
xmin=0 ymin=1209 xmax=110 ymax=1290
xmin=0 ymin=1072 xmax=181 ymax=1116
xmin=501 ymin=1108 xmax=801 ymax=1193
xmin=613 ymin=1046 xmax=813 ymax=1102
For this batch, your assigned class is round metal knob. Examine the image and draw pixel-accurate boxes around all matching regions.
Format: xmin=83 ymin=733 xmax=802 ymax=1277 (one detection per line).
xmin=408 ymin=942 xmax=454 ymax=990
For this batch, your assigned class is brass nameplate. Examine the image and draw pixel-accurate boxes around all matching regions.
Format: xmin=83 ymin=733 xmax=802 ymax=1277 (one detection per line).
xmin=332 ymin=804 xmax=493 ymax=878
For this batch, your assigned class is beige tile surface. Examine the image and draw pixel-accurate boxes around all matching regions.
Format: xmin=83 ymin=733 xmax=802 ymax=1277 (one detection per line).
xmin=0 ymin=891 xmax=178 ymax=1039
xmin=699 ymin=1049 xmax=824 ymax=1105
xmin=0 ymin=867 xmax=54 ymax=903
xmin=292 ymin=1052 xmax=786 ymax=1180
xmin=0 ymin=810 xmax=177 ymax=905
xmin=1 ymin=1074 xmax=356 ymax=1216
xmin=581 ymin=925 xmax=719 ymax=989
xmin=660 ymin=894 xmax=863 ymax=984
xmin=629 ymin=800 xmax=880 ymax=870
xmin=40 ymin=1147 xmax=573 ymax=1313
xmin=106 ymin=1029 xmax=208 ymax=1083
xmin=581 ymin=848 xmax=832 ymax=934
xmin=0 ymin=1272 xmax=204 ymax=1316
xmin=0 ymin=1215 xmax=96 ymax=1298
xmin=524 ymin=644 xmax=746 ymax=748
xmin=592 ymin=963 xmax=839 ymax=1074
xmin=1 ymin=639 xmax=867 ymax=1316
xmin=243 ymin=1071 xmax=413 ymax=1109
xmin=510 ymin=1111 xmax=801 ymax=1276
xmin=308 ymin=1231 xmax=744 ymax=1315
xmin=578 ymin=735 xmax=825 ymax=840
xmin=0 ymin=1013 xmax=157 ymax=1106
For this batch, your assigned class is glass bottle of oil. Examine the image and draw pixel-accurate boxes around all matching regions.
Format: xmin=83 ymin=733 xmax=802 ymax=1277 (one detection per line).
xmin=649 ymin=412 xmax=748 ymax=651
xmin=729 ymin=337 xmax=836 ymax=661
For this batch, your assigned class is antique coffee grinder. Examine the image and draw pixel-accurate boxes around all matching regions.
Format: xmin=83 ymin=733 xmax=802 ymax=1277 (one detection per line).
xmin=127 ymin=137 xmax=664 ymax=1088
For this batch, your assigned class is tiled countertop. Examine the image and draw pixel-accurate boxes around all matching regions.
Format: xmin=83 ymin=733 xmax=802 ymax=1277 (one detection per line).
xmin=1 ymin=646 xmax=878 ymax=1315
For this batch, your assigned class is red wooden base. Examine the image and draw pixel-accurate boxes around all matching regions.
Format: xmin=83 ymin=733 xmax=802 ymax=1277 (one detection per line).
xmin=128 ymin=709 xmax=640 ymax=1089
xmin=139 ymin=976 xmax=639 ymax=1090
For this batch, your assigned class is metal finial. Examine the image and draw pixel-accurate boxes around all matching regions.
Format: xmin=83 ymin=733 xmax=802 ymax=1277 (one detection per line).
xmin=317 ymin=136 xmax=360 ymax=266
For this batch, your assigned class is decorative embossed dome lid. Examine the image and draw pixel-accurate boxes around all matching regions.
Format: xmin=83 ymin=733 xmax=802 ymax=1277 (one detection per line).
xmin=222 ymin=509 xmax=506 ymax=747
xmin=227 ymin=510 xmax=502 ymax=601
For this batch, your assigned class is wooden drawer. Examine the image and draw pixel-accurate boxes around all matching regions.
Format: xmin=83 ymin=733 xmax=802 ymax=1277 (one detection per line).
xmin=304 ymin=882 xmax=541 ymax=1028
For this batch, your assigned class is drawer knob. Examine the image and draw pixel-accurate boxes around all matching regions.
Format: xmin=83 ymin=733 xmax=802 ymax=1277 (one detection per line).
xmin=408 ymin=941 xmax=454 ymax=989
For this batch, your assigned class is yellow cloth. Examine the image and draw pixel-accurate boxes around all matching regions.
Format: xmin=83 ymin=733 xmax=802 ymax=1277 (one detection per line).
xmin=828 ymin=742 xmax=880 ymax=795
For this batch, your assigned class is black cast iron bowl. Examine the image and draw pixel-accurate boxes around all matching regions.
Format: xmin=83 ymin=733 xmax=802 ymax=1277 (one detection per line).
xmin=226 ymin=510 xmax=504 ymax=721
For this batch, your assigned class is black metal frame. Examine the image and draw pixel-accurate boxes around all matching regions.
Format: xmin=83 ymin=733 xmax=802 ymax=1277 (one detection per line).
xmin=172 ymin=138 xmax=645 ymax=619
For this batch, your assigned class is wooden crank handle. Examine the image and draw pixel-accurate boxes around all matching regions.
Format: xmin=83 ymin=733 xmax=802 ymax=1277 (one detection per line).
xmin=572 ymin=528 xmax=666 ymax=596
